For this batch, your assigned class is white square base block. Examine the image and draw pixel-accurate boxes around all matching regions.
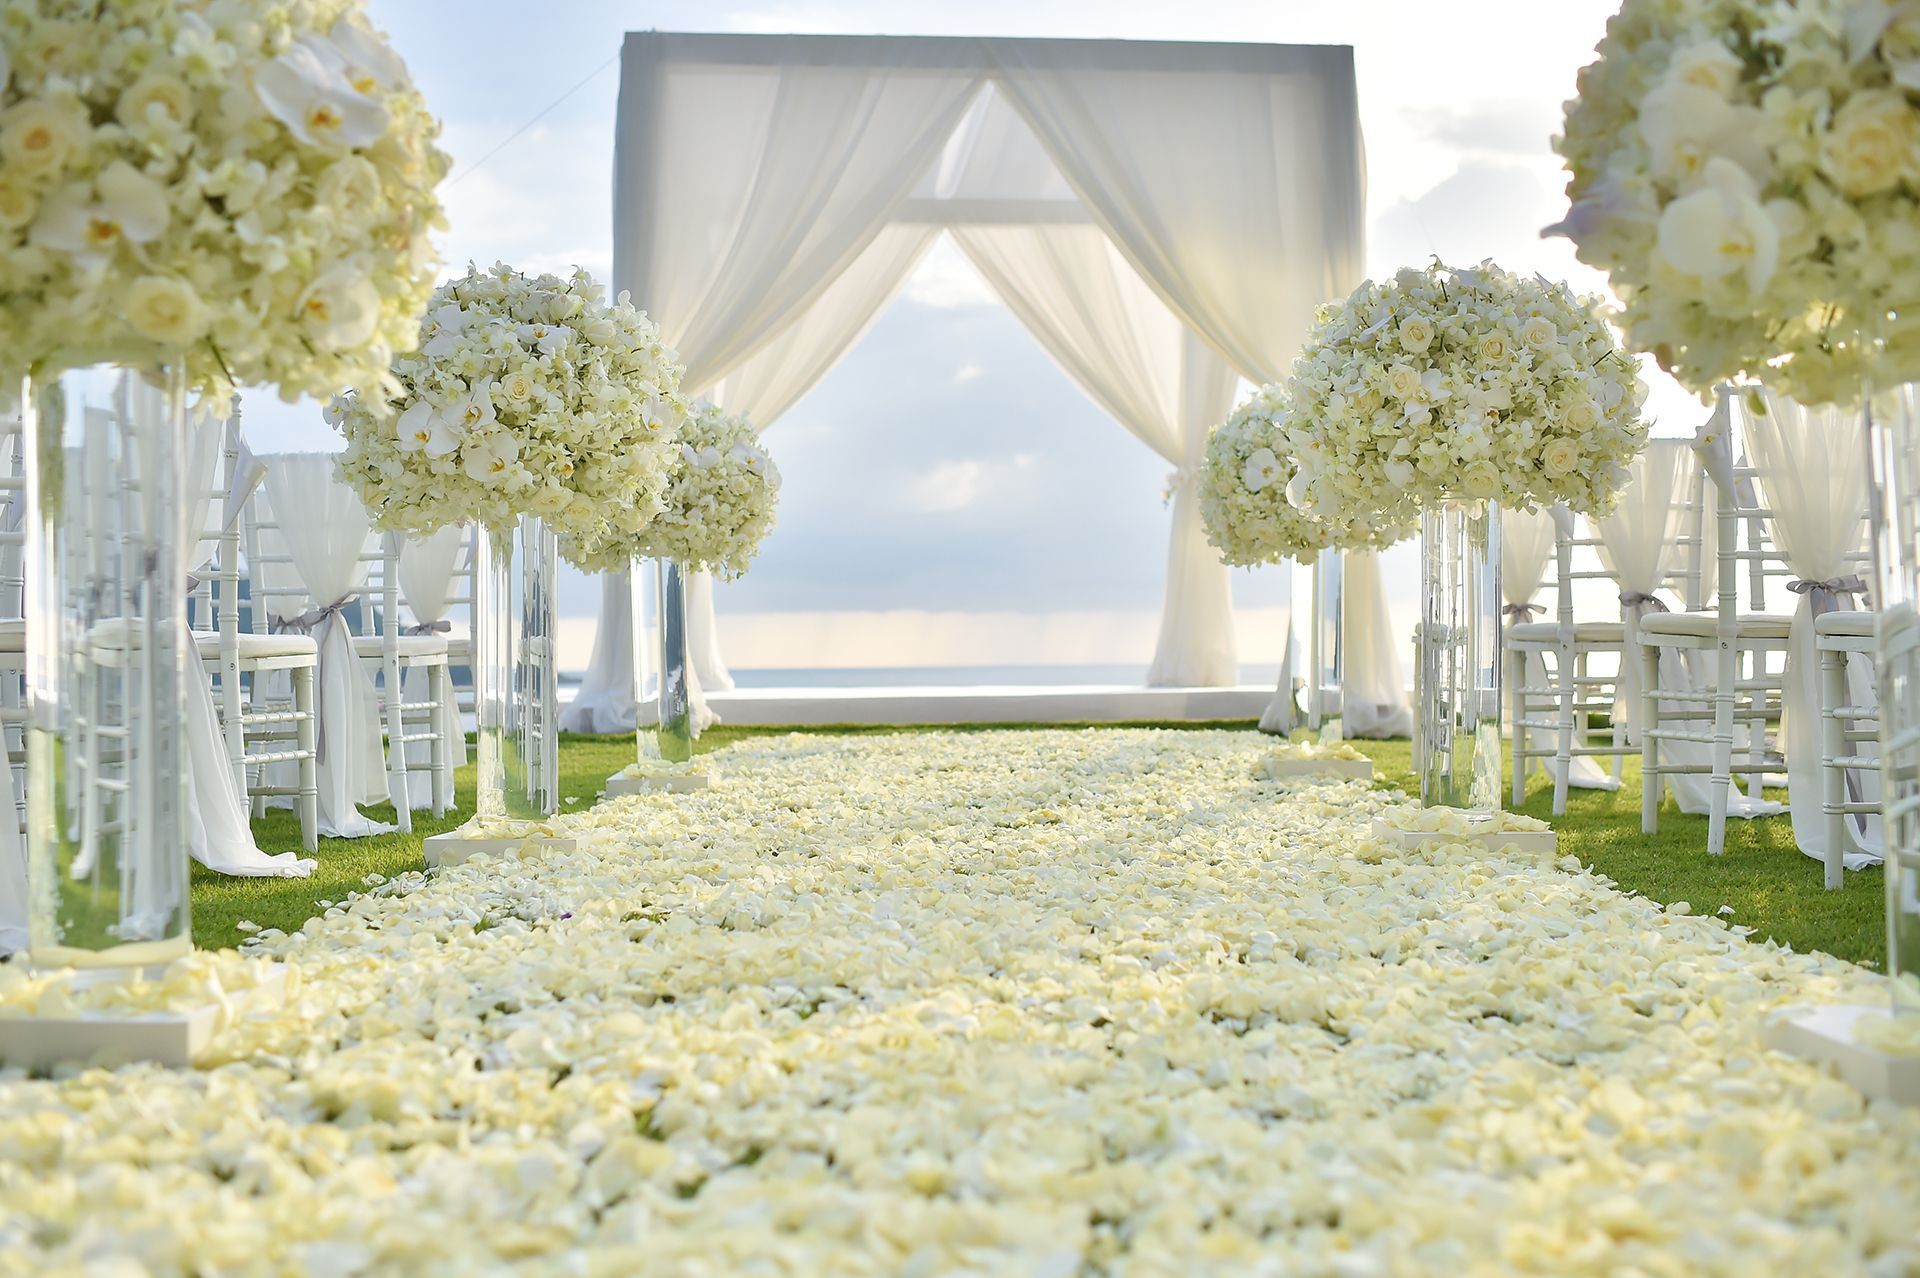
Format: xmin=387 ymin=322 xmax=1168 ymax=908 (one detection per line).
xmin=604 ymin=769 xmax=710 ymax=796
xmin=1768 ymin=1005 xmax=1920 ymax=1105
xmin=423 ymin=830 xmax=579 ymax=869
xmin=0 ymin=966 xmax=287 ymax=1071
xmin=1370 ymin=818 xmax=1558 ymax=856
xmin=1262 ymin=758 xmax=1374 ymax=781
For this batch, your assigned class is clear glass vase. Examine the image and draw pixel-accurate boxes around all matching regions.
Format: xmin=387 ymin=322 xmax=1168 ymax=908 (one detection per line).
xmin=1309 ymin=548 xmax=1344 ymax=739
xmin=1865 ymin=386 xmax=1920 ymax=1012
xmin=473 ymin=516 xmax=558 ymax=821
xmin=655 ymin=558 xmax=693 ymax=763
xmin=1418 ymin=502 xmax=1503 ymax=810
xmin=22 ymin=363 xmax=192 ymax=968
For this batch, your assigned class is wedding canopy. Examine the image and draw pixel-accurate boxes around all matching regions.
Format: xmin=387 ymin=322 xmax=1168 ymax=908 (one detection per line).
xmin=567 ymin=32 xmax=1366 ymax=730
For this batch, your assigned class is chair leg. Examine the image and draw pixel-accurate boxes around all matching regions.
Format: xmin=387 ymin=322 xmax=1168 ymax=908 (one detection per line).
xmin=294 ymin=667 xmax=318 ymax=853
xmin=385 ymin=660 xmax=412 ymax=835
xmin=1641 ymin=642 xmax=1661 ymax=835
xmin=1709 ymin=639 xmax=1734 ymax=856
xmin=429 ymin=664 xmax=451 ymax=818
xmin=1820 ymin=644 xmax=1847 ymax=890
xmin=1552 ymin=643 xmax=1573 ymax=817
xmin=1509 ymin=650 xmax=1526 ymax=809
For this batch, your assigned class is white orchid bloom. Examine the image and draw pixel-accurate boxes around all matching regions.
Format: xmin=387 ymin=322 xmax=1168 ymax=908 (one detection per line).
xmin=28 ymin=161 xmax=169 ymax=263
xmin=1239 ymin=447 xmax=1282 ymax=493
xmin=460 ymin=430 xmax=520 ymax=484
xmin=327 ymin=14 xmax=410 ymax=94
xmin=1655 ymin=157 xmax=1782 ymax=293
xmin=396 ymin=401 xmax=435 ymax=453
xmin=253 ymin=37 xmax=389 ymax=148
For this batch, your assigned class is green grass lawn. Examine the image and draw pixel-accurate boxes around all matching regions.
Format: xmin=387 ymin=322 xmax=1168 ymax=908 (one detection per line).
xmin=192 ymin=723 xmax=1889 ymax=973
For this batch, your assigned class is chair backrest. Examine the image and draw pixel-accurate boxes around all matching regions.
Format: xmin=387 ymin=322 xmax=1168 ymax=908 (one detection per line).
xmin=1694 ymin=387 xmax=1802 ymax=626
xmin=1737 ymin=387 xmax=1872 ymax=607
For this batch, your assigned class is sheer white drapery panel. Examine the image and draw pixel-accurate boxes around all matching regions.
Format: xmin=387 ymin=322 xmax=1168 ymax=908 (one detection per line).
xmin=1500 ymin=504 xmax=1619 ymax=791
xmin=1594 ymin=440 xmax=1777 ymax=818
xmin=259 ymin=454 xmax=392 ymax=839
xmin=614 ymin=33 xmax=982 ymax=393
xmin=1342 ymin=550 xmax=1413 ymax=738
xmin=989 ymin=40 xmax=1363 ymax=384
xmin=951 ymin=228 xmax=1238 ymax=685
xmin=1746 ymin=394 xmax=1879 ymax=868
xmin=394 ymin=526 xmax=469 ymax=808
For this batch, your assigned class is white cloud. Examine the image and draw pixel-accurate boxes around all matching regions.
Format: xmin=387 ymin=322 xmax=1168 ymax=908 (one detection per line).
xmin=903 ymin=459 xmax=984 ymax=513
xmin=954 ymin=363 xmax=983 ymax=383
xmin=899 ymin=236 xmax=999 ymax=308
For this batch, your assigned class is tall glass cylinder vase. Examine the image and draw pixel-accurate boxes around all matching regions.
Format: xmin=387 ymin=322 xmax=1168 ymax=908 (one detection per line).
xmin=1418 ymin=503 xmax=1502 ymax=811
xmin=22 ymin=363 xmax=191 ymax=968
xmin=473 ymin=515 xmax=559 ymax=822
xmin=1865 ymin=385 xmax=1920 ymax=1013
xmin=1310 ymin=549 xmax=1344 ymax=739
xmin=656 ymin=559 xmax=693 ymax=763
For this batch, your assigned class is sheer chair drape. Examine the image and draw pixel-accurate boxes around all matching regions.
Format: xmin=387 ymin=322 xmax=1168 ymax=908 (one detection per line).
xmin=1594 ymin=440 xmax=1778 ymax=818
xmin=259 ymin=454 xmax=391 ymax=838
xmin=1746 ymin=393 xmax=1879 ymax=868
xmin=989 ymin=41 xmax=1363 ymax=384
xmin=395 ymin=526 xmax=468 ymax=807
xmin=952 ymin=226 xmax=1239 ymax=684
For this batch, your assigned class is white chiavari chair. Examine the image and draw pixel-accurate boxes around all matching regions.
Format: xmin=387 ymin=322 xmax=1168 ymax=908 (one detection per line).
xmin=1640 ymin=390 xmax=1794 ymax=855
xmin=350 ymin=533 xmax=454 ymax=832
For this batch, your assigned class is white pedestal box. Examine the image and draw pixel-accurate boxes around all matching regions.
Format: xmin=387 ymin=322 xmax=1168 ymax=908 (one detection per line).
xmin=1767 ymin=1005 xmax=1920 ymax=1106
xmin=1370 ymin=818 xmax=1558 ymax=857
xmin=1260 ymin=757 xmax=1374 ymax=782
xmin=0 ymin=965 xmax=288 ymax=1071
xmin=422 ymin=829 xmax=579 ymax=870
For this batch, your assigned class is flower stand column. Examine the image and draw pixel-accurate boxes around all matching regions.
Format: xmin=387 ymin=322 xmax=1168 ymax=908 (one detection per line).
xmin=1767 ymin=386 xmax=1920 ymax=1103
xmin=1309 ymin=548 xmax=1344 ymax=739
xmin=1418 ymin=503 xmax=1503 ymax=812
xmin=423 ymin=517 xmax=577 ymax=867
xmin=604 ymin=558 xmax=709 ymax=797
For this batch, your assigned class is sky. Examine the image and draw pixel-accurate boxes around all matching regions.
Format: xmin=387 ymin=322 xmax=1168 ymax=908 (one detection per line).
xmin=243 ymin=0 xmax=1698 ymax=675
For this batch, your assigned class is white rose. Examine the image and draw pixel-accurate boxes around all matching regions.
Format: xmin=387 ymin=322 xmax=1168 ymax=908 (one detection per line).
xmin=0 ymin=100 xmax=84 ymax=175
xmin=1398 ymin=317 xmax=1434 ymax=354
xmin=1665 ymin=40 xmax=1744 ymax=97
xmin=1564 ymin=401 xmax=1600 ymax=432
xmin=1541 ymin=439 xmax=1581 ymax=476
xmin=500 ymin=370 xmax=537 ymax=406
xmin=1478 ymin=333 xmax=1510 ymax=362
xmin=1385 ymin=365 xmax=1422 ymax=399
xmin=1458 ymin=462 xmax=1501 ymax=500
xmin=116 ymin=74 xmax=194 ymax=129
xmin=124 ymin=275 xmax=208 ymax=346
xmin=1822 ymin=89 xmax=1920 ymax=197
xmin=1521 ymin=317 xmax=1557 ymax=350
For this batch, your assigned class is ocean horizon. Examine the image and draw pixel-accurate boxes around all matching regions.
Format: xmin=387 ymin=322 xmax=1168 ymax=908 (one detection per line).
xmin=559 ymin=663 xmax=1286 ymax=690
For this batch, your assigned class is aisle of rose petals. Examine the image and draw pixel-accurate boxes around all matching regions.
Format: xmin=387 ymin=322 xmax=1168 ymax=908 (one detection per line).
xmin=3 ymin=729 xmax=1920 ymax=1276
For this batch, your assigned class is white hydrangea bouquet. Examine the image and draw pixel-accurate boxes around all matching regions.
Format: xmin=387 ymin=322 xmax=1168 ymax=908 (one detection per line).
xmin=1552 ymin=0 xmax=1920 ymax=405
xmin=561 ymin=402 xmax=780 ymax=575
xmin=1280 ymin=262 xmax=1649 ymax=531
xmin=1200 ymin=383 xmax=1411 ymax=563
xmin=0 ymin=0 xmax=448 ymax=399
xmin=333 ymin=263 xmax=686 ymax=563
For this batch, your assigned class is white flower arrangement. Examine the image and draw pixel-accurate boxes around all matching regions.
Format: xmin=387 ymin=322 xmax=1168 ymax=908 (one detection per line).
xmin=333 ymin=263 xmax=687 ymax=566
xmin=1199 ymin=384 xmax=1409 ymax=564
xmin=0 ymin=0 xmax=449 ymax=399
xmin=1279 ymin=262 xmax=1649 ymax=537
xmin=1552 ymin=0 xmax=1920 ymax=406
xmin=0 ymin=729 xmax=1910 ymax=1271
xmin=561 ymin=402 xmax=780 ymax=576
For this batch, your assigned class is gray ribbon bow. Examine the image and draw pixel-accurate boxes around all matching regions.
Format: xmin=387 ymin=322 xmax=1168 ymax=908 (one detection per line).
xmin=402 ymin=619 xmax=452 ymax=636
xmin=269 ymin=596 xmax=352 ymax=763
xmin=1786 ymin=575 xmax=1867 ymax=616
xmin=1502 ymin=602 xmax=1545 ymax=622
xmin=1618 ymin=591 xmax=1669 ymax=612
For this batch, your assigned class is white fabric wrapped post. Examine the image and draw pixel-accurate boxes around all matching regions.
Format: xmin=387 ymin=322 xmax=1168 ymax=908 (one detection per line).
xmin=560 ymin=570 xmax=640 ymax=735
xmin=259 ymin=455 xmax=392 ymax=839
xmin=395 ymin=526 xmax=469 ymax=809
xmin=1342 ymin=550 xmax=1414 ymax=738
xmin=1745 ymin=393 xmax=1880 ymax=870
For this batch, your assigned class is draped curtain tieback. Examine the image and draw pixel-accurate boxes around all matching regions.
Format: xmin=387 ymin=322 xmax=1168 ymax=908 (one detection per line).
xmin=1162 ymin=465 xmax=1197 ymax=505
xmin=1502 ymin=603 xmax=1545 ymax=622
xmin=1618 ymin=591 xmax=1669 ymax=612
xmin=402 ymin=619 xmax=453 ymax=636
xmin=1786 ymin=575 xmax=1867 ymax=615
xmin=269 ymin=596 xmax=352 ymax=762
